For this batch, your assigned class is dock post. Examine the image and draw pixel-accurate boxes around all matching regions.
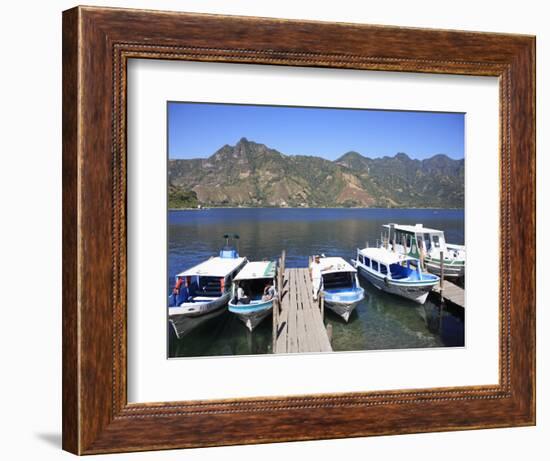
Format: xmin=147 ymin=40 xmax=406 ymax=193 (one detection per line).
xmin=320 ymin=293 xmax=325 ymax=317
xmin=439 ymin=250 xmax=445 ymax=302
xmin=281 ymin=249 xmax=286 ymax=274
xmin=272 ymin=297 xmax=279 ymax=352
xmin=278 ymin=257 xmax=283 ymax=299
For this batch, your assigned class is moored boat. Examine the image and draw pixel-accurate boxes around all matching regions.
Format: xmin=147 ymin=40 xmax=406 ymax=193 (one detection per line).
xmin=228 ymin=261 xmax=277 ymax=332
xmin=352 ymin=247 xmax=439 ymax=304
xmin=316 ymin=256 xmax=365 ymax=322
xmin=168 ymin=234 xmax=247 ymax=338
xmin=382 ymin=223 xmax=465 ymax=279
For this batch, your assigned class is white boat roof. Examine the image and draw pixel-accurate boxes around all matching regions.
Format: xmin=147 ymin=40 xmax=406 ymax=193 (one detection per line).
xmin=317 ymin=256 xmax=357 ymax=274
xmin=234 ymin=261 xmax=276 ymax=281
xmin=359 ymin=247 xmax=415 ymax=265
xmin=176 ymin=256 xmax=246 ymax=278
xmin=383 ymin=223 xmax=444 ymax=235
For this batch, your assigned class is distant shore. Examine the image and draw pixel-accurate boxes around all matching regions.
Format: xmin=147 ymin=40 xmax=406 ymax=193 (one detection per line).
xmin=168 ymin=206 xmax=465 ymax=211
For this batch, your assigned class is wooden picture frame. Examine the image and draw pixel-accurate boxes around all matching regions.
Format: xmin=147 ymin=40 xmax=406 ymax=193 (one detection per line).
xmin=62 ymin=5 xmax=535 ymax=455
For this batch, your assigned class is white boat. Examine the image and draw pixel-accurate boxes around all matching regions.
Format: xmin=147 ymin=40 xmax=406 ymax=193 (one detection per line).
xmin=168 ymin=235 xmax=247 ymax=338
xmin=228 ymin=261 xmax=277 ymax=331
xmin=352 ymin=247 xmax=439 ymax=304
xmin=317 ymin=256 xmax=365 ymax=322
xmin=382 ymin=223 xmax=465 ymax=279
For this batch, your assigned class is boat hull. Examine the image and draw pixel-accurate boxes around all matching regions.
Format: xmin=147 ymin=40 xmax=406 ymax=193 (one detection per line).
xmin=355 ymin=264 xmax=437 ymax=304
xmin=424 ymin=258 xmax=465 ymax=279
xmin=168 ymin=292 xmax=230 ymax=338
xmin=323 ymin=288 xmax=364 ymax=322
xmin=324 ymin=299 xmax=361 ymax=322
xmin=228 ymin=299 xmax=273 ymax=331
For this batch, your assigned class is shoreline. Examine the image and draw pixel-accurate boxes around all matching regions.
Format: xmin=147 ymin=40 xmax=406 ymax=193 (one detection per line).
xmin=169 ymin=206 xmax=465 ymax=211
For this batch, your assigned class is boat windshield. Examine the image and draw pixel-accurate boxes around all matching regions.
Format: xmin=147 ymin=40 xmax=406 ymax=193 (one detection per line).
xmin=323 ymin=271 xmax=354 ymax=290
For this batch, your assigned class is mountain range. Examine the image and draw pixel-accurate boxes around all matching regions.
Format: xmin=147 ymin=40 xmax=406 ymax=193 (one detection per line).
xmin=168 ymin=138 xmax=464 ymax=208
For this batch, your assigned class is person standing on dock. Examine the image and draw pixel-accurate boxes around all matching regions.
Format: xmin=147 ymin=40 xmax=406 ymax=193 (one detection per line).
xmin=310 ymin=255 xmax=333 ymax=302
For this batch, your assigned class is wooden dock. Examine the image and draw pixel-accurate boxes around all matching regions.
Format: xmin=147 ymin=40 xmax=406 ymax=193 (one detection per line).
xmin=273 ymin=268 xmax=332 ymax=354
xmin=432 ymin=280 xmax=465 ymax=308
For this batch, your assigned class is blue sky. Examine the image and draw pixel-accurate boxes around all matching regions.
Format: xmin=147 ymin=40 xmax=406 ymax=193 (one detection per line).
xmin=168 ymin=102 xmax=464 ymax=161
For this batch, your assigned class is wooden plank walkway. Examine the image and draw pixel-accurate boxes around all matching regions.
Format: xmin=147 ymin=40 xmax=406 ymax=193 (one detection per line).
xmin=432 ymin=280 xmax=465 ymax=308
xmin=274 ymin=268 xmax=332 ymax=354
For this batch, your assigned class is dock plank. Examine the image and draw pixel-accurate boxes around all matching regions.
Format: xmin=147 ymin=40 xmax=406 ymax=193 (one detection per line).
xmin=286 ymin=269 xmax=299 ymax=353
xmin=275 ymin=269 xmax=290 ymax=353
xmin=301 ymin=267 xmax=331 ymax=352
xmin=433 ymin=280 xmax=465 ymax=308
xmin=295 ymin=269 xmax=315 ymax=352
xmin=300 ymin=269 xmax=326 ymax=352
xmin=274 ymin=267 xmax=332 ymax=354
xmin=297 ymin=272 xmax=320 ymax=352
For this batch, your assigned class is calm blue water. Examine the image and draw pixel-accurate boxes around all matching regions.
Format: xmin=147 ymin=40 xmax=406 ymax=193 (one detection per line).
xmin=168 ymin=208 xmax=464 ymax=357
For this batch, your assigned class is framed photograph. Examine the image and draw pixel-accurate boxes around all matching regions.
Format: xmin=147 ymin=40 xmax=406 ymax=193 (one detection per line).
xmin=62 ymin=6 xmax=535 ymax=454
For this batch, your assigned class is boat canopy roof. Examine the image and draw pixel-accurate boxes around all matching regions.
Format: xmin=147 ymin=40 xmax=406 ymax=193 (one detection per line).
xmin=318 ymin=257 xmax=357 ymax=274
xmin=176 ymin=256 xmax=246 ymax=278
xmin=234 ymin=261 xmax=276 ymax=281
xmin=383 ymin=223 xmax=444 ymax=235
xmin=359 ymin=247 xmax=416 ymax=266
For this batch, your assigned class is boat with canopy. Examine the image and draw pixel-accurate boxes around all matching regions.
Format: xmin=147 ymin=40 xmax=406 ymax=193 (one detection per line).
xmin=168 ymin=234 xmax=247 ymax=338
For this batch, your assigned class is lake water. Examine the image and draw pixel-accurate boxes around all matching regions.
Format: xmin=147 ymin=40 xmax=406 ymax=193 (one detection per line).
xmin=168 ymin=208 xmax=465 ymax=358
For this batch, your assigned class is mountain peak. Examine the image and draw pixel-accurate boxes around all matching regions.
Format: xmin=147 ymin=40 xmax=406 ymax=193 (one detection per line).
xmin=336 ymin=151 xmax=364 ymax=162
xmin=335 ymin=151 xmax=370 ymax=170
xmin=394 ymin=152 xmax=410 ymax=161
xmin=427 ymin=153 xmax=451 ymax=161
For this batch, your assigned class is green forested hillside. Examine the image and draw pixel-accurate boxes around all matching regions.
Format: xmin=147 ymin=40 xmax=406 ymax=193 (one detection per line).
xmin=168 ymin=138 xmax=464 ymax=208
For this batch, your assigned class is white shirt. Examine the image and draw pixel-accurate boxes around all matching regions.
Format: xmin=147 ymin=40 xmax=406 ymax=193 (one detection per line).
xmin=237 ymin=287 xmax=245 ymax=299
xmin=310 ymin=261 xmax=323 ymax=280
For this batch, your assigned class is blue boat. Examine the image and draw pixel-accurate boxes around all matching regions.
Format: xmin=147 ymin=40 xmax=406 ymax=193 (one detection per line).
xmin=228 ymin=261 xmax=277 ymax=331
xmin=352 ymin=247 xmax=439 ymax=304
xmin=316 ymin=256 xmax=365 ymax=322
xmin=168 ymin=234 xmax=247 ymax=338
